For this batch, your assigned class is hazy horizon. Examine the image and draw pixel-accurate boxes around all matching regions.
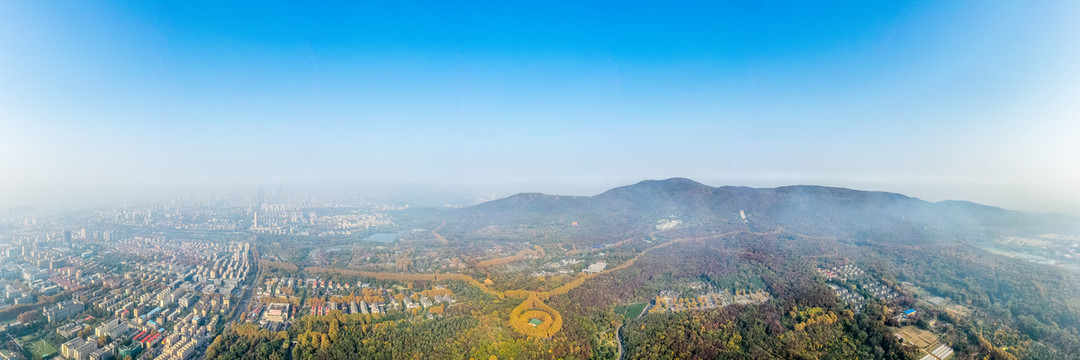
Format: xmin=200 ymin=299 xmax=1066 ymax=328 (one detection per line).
xmin=3 ymin=1 xmax=1079 ymax=215
xmin=4 ymin=176 xmax=1078 ymax=218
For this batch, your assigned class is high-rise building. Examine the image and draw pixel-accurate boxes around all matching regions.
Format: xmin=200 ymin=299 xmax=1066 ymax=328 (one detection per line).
xmin=64 ymin=230 xmax=72 ymax=243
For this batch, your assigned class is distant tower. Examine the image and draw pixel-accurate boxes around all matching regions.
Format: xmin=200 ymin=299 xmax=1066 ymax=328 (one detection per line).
xmin=64 ymin=230 xmax=72 ymax=243
xmin=253 ymin=211 xmax=259 ymax=229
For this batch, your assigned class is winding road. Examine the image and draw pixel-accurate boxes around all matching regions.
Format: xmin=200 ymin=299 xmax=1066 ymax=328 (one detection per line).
xmin=616 ymin=324 xmax=625 ymax=360
xmin=308 ymin=230 xmax=753 ymax=301
xmin=306 ymin=228 xmax=772 ymax=347
xmin=616 ymin=299 xmax=652 ymax=359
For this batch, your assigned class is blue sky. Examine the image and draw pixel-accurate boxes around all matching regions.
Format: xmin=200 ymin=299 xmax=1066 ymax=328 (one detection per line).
xmin=2 ymin=1 xmax=1079 ymax=212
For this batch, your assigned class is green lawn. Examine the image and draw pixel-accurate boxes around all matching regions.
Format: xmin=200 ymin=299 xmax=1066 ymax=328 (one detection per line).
xmin=615 ymin=302 xmax=647 ymax=320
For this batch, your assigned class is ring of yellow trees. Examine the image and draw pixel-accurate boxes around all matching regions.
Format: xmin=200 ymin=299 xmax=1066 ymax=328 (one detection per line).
xmin=508 ymin=295 xmax=563 ymax=338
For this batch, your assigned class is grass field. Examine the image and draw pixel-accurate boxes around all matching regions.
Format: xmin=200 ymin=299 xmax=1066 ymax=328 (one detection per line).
xmin=615 ymin=302 xmax=647 ymax=319
xmin=26 ymin=339 xmax=58 ymax=359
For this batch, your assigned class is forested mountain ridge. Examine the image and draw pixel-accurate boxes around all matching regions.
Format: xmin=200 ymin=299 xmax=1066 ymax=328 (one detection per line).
xmin=201 ymin=178 xmax=1080 ymax=359
xmin=449 ymin=177 xmax=1078 ymax=245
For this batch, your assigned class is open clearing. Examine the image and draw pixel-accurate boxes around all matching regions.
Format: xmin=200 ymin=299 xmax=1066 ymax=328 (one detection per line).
xmin=27 ymin=339 xmax=58 ymax=358
xmin=896 ymin=326 xmax=939 ymax=348
xmin=616 ymin=302 xmax=647 ymax=319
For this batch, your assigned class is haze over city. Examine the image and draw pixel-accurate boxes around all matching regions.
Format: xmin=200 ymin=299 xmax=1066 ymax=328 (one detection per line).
xmin=2 ymin=1 xmax=1079 ymax=214
xmin=7 ymin=3 xmax=1080 ymax=360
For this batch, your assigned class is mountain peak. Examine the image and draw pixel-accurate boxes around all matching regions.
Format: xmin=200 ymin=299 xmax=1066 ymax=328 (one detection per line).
xmin=638 ymin=177 xmax=705 ymax=186
xmin=601 ymin=177 xmax=712 ymax=196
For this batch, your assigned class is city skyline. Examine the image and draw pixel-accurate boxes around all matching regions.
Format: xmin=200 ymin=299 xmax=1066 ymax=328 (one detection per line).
xmin=2 ymin=1 xmax=1079 ymax=214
